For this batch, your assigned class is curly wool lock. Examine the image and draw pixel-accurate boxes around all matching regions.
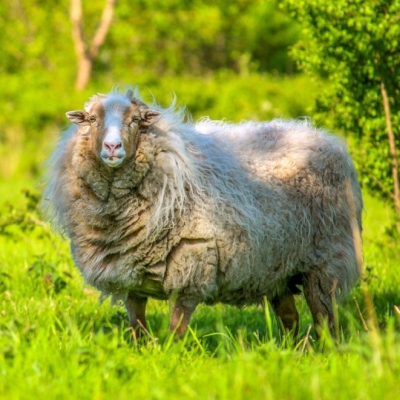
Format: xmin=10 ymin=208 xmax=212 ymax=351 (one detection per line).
xmin=43 ymin=88 xmax=363 ymax=337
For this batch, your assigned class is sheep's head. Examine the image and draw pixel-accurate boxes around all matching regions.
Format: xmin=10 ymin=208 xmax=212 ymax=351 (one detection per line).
xmin=66 ymin=89 xmax=161 ymax=168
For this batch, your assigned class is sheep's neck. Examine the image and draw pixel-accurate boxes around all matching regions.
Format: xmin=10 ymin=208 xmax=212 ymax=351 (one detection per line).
xmin=73 ymin=133 xmax=154 ymax=203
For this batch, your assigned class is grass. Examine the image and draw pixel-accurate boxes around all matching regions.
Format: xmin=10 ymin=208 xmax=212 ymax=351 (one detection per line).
xmin=1 ymin=178 xmax=400 ymax=400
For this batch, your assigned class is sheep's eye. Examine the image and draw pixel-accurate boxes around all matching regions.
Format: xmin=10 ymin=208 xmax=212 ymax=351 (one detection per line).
xmin=131 ymin=116 xmax=141 ymax=124
xmin=89 ymin=116 xmax=97 ymax=124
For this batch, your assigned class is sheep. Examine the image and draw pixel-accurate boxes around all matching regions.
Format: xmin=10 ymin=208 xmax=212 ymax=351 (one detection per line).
xmin=43 ymin=88 xmax=363 ymax=338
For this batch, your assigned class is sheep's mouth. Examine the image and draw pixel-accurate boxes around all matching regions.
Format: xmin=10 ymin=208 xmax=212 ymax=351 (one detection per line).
xmin=102 ymin=155 xmax=124 ymax=168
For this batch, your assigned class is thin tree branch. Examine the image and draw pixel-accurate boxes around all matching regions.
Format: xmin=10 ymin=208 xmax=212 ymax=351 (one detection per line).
xmin=353 ymin=297 xmax=369 ymax=332
xmin=69 ymin=0 xmax=116 ymax=90
xmin=380 ymin=78 xmax=400 ymax=215
xmin=70 ymin=0 xmax=87 ymax=63
xmin=89 ymin=0 xmax=116 ymax=59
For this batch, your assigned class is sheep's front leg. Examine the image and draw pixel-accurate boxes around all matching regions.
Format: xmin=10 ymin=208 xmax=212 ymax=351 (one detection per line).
xmin=164 ymin=238 xmax=218 ymax=336
xmin=271 ymin=291 xmax=299 ymax=337
xmin=124 ymin=293 xmax=148 ymax=338
xmin=169 ymin=296 xmax=198 ymax=336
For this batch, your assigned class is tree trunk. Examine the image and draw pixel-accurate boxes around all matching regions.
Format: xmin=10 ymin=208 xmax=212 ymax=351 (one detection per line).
xmin=380 ymin=78 xmax=400 ymax=216
xmin=75 ymin=55 xmax=92 ymax=91
xmin=70 ymin=0 xmax=116 ymax=91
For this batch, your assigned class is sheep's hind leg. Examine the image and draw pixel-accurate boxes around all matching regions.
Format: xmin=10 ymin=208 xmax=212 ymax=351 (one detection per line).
xmin=169 ymin=296 xmax=198 ymax=336
xmin=124 ymin=293 xmax=148 ymax=339
xmin=303 ymin=269 xmax=336 ymax=338
xmin=271 ymin=291 xmax=299 ymax=337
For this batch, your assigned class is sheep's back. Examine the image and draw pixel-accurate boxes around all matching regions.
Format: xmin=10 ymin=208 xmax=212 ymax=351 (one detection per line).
xmin=196 ymin=119 xmax=353 ymax=185
xmin=195 ymin=119 xmax=362 ymax=286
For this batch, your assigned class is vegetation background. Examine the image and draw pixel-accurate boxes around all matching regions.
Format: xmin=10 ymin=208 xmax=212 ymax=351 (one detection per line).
xmin=0 ymin=0 xmax=399 ymax=399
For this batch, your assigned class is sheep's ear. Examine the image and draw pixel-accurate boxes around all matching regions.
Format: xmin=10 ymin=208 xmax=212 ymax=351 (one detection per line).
xmin=139 ymin=109 xmax=161 ymax=127
xmin=126 ymin=88 xmax=135 ymax=101
xmin=66 ymin=111 xmax=90 ymax=125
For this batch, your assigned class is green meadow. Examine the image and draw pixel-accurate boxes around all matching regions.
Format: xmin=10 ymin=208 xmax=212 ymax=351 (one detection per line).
xmin=0 ymin=176 xmax=400 ymax=400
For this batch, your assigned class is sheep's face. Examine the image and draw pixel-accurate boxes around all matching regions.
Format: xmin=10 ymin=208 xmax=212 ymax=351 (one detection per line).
xmin=66 ymin=90 xmax=161 ymax=168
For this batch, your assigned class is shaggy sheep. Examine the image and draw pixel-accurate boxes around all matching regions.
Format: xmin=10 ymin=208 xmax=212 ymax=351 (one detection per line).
xmin=43 ymin=88 xmax=363 ymax=338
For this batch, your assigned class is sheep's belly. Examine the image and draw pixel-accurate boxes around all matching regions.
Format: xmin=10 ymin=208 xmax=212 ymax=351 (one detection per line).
xmin=129 ymin=277 xmax=169 ymax=300
xmin=82 ymin=255 xmax=170 ymax=300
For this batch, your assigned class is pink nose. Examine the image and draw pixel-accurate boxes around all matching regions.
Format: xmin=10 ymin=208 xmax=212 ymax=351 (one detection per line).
xmin=104 ymin=141 xmax=122 ymax=152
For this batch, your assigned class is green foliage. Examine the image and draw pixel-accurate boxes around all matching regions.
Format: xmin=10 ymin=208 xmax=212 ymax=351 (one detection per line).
xmin=0 ymin=188 xmax=47 ymax=238
xmin=0 ymin=0 xmax=299 ymax=87
xmin=108 ymin=0 xmax=300 ymax=76
xmin=281 ymin=0 xmax=400 ymax=204
xmin=146 ymin=72 xmax=317 ymax=121
xmin=1 ymin=181 xmax=400 ymax=399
